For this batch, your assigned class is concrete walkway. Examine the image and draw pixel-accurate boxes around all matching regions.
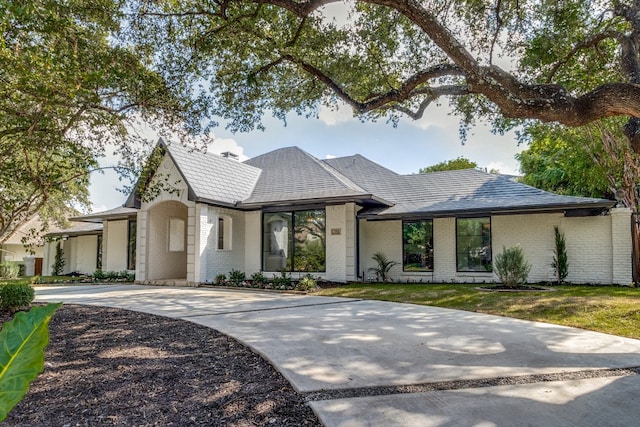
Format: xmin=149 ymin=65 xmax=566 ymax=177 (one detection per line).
xmin=36 ymin=285 xmax=640 ymax=426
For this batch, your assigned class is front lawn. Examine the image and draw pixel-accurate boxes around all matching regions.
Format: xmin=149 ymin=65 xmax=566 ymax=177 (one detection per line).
xmin=317 ymin=283 xmax=640 ymax=339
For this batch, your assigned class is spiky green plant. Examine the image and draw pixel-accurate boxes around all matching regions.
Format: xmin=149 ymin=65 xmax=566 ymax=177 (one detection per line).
xmin=552 ymin=226 xmax=569 ymax=284
xmin=368 ymin=252 xmax=399 ymax=282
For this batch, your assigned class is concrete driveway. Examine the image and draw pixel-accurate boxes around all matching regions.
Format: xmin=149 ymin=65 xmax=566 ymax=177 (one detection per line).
xmin=36 ymin=285 xmax=640 ymax=426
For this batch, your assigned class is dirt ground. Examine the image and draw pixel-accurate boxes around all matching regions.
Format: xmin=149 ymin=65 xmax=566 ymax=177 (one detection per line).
xmin=2 ymin=305 xmax=321 ymax=426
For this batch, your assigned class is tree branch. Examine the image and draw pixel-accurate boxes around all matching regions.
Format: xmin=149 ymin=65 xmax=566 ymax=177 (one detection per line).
xmin=392 ymin=85 xmax=469 ymax=120
xmin=545 ymin=31 xmax=622 ymax=83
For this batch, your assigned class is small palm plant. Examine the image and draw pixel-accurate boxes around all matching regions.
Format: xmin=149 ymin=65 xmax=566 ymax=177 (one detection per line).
xmin=368 ymin=252 xmax=399 ymax=282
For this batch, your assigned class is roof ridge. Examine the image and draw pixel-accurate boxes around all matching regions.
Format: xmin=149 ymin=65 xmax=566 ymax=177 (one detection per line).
xmin=298 ymin=149 xmax=369 ymax=194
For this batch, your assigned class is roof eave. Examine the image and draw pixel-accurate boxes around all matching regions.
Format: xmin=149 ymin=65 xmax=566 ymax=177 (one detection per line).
xmin=237 ymin=194 xmax=393 ymax=210
xmin=358 ymin=201 xmax=616 ymax=220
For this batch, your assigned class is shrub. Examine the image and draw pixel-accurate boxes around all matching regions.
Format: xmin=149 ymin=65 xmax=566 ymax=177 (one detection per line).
xmin=494 ymin=245 xmax=531 ymax=287
xmin=552 ymin=226 xmax=569 ymax=284
xmin=52 ymin=242 xmax=65 ymax=276
xmin=0 ymin=283 xmax=35 ymax=313
xmin=228 ymin=269 xmax=246 ymax=286
xmin=214 ymin=274 xmax=227 ymax=285
xmin=251 ymin=272 xmax=267 ymax=285
xmin=273 ymin=270 xmax=292 ymax=289
xmin=93 ymin=270 xmax=106 ymax=281
xmin=296 ymin=275 xmax=317 ymax=292
xmin=368 ymin=252 xmax=398 ymax=282
xmin=0 ymin=262 xmax=20 ymax=279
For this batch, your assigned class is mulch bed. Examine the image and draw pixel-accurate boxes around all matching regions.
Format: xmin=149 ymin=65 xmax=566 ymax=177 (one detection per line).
xmin=2 ymin=305 xmax=321 ymax=426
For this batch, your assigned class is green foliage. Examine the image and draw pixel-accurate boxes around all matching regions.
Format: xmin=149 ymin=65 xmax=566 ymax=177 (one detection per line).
xmin=552 ymin=226 xmax=569 ymax=285
xmin=214 ymin=274 xmax=227 ymax=286
xmin=250 ymin=272 xmax=267 ymax=284
xmin=90 ymin=270 xmax=133 ymax=282
xmin=368 ymin=252 xmax=399 ymax=282
xmin=295 ymin=275 xmax=317 ymax=292
xmin=516 ymin=123 xmax=613 ymax=198
xmin=0 ymin=263 xmax=20 ymax=279
xmin=127 ymin=0 xmax=640 ymax=146
xmin=0 ymin=303 xmax=61 ymax=422
xmin=0 ymin=0 xmax=208 ymax=244
xmin=0 ymin=283 xmax=35 ymax=313
xmin=494 ymin=246 xmax=531 ymax=288
xmin=272 ymin=270 xmax=292 ymax=288
xmin=52 ymin=242 xmax=65 ymax=276
xmin=419 ymin=157 xmax=478 ymax=174
xmin=228 ymin=269 xmax=246 ymax=286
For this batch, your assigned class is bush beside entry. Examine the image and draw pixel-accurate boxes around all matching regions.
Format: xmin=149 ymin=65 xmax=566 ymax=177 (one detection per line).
xmin=494 ymin=246 xmax=531 ymax=287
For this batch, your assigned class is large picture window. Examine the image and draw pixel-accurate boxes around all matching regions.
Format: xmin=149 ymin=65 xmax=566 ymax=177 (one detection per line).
xmin=262 ymin=209 xmax=326 ymax=272
xmin=456 ymin=217 xmax=492 ymax=272
xmin=403 ymin=220 xmax=433 ymax=271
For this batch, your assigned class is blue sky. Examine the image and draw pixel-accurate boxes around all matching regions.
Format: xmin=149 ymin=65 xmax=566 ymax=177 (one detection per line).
xmin=88 ymin=102 xmax=524 ymax=213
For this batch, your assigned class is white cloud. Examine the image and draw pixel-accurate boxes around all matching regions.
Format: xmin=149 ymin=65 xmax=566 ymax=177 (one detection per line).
xmin=318 ymin=102 xmax=355 ymax=126
xmin=484 ymin=161 xmax=520 ymax=176
xmin=325 ymin=154 xmax=337 ymax=159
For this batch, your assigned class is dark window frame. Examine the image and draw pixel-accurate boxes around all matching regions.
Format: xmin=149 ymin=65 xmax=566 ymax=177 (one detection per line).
xmin=127 ymin=219 xmax=137 ymax=271
xmin=96 ymin=234 xmax=103 ymax=270
xmin=402 ymin=219 xmax=434 ymax=272
xmin=217 ymin=217 xmax=225 ymax=250
xmin=261 ymin=208 xmax=326 ymax=273
xmin=455 ymin=217 xmax=492 ymax=273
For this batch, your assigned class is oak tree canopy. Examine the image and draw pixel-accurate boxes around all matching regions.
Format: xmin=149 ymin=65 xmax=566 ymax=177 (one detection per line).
xmin=131 ymin=0 xmax=640 ymax=149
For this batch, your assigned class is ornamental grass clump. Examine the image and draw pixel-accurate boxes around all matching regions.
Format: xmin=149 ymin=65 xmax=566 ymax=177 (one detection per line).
xmin=494 ymin=245 xmax=531 ymax=288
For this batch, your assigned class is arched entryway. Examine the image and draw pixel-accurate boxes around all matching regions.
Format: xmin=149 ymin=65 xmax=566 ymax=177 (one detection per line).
xmin=146 ymin=201 xmax=188 ymax=281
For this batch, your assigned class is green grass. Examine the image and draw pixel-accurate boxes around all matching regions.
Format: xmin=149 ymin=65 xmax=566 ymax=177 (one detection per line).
xmin=0 ymin=276 xmax=88 ymax=286
xmin=317 ymin=283 xmax=640 ymax=339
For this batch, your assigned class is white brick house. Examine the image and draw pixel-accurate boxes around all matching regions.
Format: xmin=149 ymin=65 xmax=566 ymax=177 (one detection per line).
xmin=66 ymin=139 xmax=633 ymax=285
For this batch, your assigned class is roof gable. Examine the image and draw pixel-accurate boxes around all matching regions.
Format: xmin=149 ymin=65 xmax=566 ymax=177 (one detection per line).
xmin=166 ymin=142 xmax=261 ymax=205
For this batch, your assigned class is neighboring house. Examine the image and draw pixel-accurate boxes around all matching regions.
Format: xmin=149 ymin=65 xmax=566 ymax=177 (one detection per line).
xmin=1 ymin=216 xmax=46 ymax=275
xmin=42 ymin=207 xmax=137 ymax=276
xmin=59 ymin=139 xmax=633 ymax=285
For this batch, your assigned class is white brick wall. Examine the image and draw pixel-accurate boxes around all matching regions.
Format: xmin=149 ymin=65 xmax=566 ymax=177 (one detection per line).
xmin=205 ymin=207 xmax=246 ymax=281
xmin=105 ymin=220 xmax=128 ymax=272
xmin=360 ymin=220 xmax=403 ymax=281
xmin=611 ymin=208 xmax=633 ymax=285
xmin=358 ymin=208 xmax=633 ymax=285
xmin=433 ymin=217 xmax=456 ymax=282
xmin=136 ymin=210 xmax=147 ymax=281
xmin=326 ymin=205 xmax=347 ymax=282
xmin=493 ymin=213 xmax=561 ymax=283
xmin=244 ymin=211 xmax=262 ymax=276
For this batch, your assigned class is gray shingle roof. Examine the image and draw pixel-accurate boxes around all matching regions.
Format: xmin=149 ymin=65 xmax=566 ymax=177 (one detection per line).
xmin=131 ymin=141 xmax=615 ymax=217
xmin=322 ymin=159 xmax=614 ymax=217
xmin=241 ymin=147 xmax=382 ymax=205
xmin=72 ymin=206 xmax=137 ymax=223
xmin=47 ymin=222 xmax=103 ymax=237
xmin=165 ymin=141 xmax=262 ymax=206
